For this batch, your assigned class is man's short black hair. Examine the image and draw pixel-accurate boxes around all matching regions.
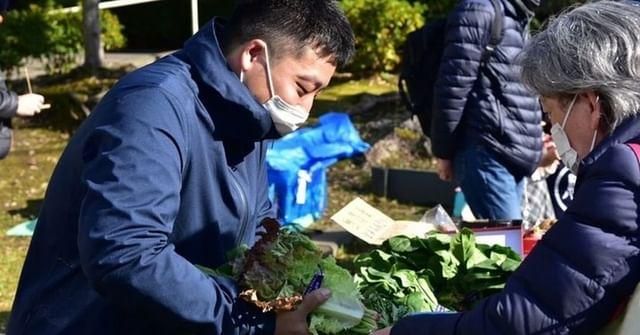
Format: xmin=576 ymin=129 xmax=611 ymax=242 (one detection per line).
xmin=223 ymin=0 xmax=355 ymax=68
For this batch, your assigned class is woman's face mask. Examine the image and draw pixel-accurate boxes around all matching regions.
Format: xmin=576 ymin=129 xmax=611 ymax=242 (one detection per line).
xmin=240 ymin=44 xmax=309 ymax=136
xmin=550 ymin=94 xmax=598 ymax=175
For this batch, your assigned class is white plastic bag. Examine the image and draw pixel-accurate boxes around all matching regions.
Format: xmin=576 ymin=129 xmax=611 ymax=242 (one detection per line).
xmin=419 ymin=205 xmax=458 ymax=233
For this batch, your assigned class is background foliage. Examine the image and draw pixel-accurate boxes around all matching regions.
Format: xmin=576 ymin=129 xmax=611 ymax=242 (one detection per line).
xmin=341 ymin=0 xmax=427 ymax=75
xmin=0 ymin=1 xmax=125 ymax=74
xmin=2 ymin=0 xmax=586 ymax=76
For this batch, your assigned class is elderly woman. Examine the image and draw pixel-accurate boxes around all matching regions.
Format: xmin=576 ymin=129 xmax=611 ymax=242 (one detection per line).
xmin=373 ymin=1 xmax=640 ymax=334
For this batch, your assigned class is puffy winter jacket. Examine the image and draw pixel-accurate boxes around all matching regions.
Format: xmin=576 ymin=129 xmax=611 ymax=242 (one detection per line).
xmin=392 ymin=113 xmax=640 ymax=334
xmin=431 ymin=0 xmax=542 ymax=177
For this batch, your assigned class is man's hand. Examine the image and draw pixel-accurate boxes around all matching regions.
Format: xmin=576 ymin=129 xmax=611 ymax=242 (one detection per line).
xmin=437 ymin=158 xmax=454 ymax=182
xmin=371 ymin=327 xmax=392 ymax=335
xmin=17 ymin=94 xmax=45 ymax=117
xmin=274 ymin=288 xmax=331 ymax=335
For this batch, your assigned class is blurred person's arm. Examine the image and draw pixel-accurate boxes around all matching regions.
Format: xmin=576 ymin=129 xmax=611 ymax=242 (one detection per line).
xmin=436 ymin=158 xmax=454 ymax=182
xmin=0 ymin=80 xmax=44 ymax=118
xmin=0 ymin=88 xmax=18 ymax=119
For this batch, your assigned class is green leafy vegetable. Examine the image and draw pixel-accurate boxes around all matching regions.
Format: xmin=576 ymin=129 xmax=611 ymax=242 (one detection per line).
xmin=207 ymin=219 xmax=378 ymax=335
xmin=354 ymin=228 xmax=521 ymax=327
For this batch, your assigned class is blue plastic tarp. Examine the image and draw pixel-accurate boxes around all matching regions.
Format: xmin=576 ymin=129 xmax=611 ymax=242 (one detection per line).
xmin=266 ymin=112 xmax=369 ymax=226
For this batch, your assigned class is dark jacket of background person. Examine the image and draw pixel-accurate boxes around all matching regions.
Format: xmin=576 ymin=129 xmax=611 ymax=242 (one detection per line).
xmin=392 ymin=114 xmax=640 ymax=334
xmin=0 ymin=78 xmax=18 ymax=159
xmin=7 ymin=20 xmax=278 ymax=335
xmin=430 ymin=0 xmax=542 ymax=177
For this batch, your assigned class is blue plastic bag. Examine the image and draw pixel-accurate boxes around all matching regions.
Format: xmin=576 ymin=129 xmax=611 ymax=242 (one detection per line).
xmin=266 ymin=112 xmax=369 ymax=226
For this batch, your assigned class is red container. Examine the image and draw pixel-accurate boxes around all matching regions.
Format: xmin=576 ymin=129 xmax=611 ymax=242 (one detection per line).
xmin=523 ymin=235 xmax=541 ymax=256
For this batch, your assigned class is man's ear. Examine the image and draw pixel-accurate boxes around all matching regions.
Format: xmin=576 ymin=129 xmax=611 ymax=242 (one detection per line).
xmin=239 ymin=39 xmax=267 ymax=74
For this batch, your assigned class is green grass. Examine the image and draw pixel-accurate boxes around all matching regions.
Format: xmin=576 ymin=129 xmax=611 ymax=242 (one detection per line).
xmin=0 ymin=72 xmax=431 ymax=330
xmin=0 ymin=127 xmax=70 ymax=330
xmin=0 ymin=70 xmax=120 ymax=331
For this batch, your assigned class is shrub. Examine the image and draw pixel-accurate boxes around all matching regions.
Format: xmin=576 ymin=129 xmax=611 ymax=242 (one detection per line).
xmin=341 ymin=0 xmax=426 ymax=75
xmin=0 ymin=2 xmax=126 ymax=74
xmin=0 ymin=5 xmax=50 ymax=74
xmin=101 ymin=9 xmax=126 ymax=51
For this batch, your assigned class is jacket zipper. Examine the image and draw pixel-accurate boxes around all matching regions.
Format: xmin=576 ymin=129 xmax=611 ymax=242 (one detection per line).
xmin=230 ymin=169 xmax=249 ymax=246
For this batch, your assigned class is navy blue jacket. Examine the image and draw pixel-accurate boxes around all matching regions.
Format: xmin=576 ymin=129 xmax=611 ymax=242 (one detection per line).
xmin=8 ymin=19 xmax=278 ymax=335
xmin=431 ymin=0 xmax=542 ymax=177
xmin=392 ymin=114 xmax=640 ymax=334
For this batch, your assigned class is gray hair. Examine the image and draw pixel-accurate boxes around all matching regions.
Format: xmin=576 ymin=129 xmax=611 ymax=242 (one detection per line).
xmin=519 ymin=0 xmax=640 ymax=131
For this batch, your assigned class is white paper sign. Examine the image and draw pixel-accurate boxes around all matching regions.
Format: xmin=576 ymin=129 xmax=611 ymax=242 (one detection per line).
xmin=330 ymin=198 xmax=435 ymax=245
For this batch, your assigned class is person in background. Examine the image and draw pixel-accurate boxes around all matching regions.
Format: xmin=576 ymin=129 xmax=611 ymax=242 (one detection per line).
xmin=0 ymin=0 xmax=46 ymax=159
xmin=431 ymin=0 xmax=543 ymax=221
xmin=521 ymin=131 xmax=558 ymax=229
xmin=7 ymin=0 xmax=355 ymax=334
xmin=374 ymin=1 xmax=640 ymax=333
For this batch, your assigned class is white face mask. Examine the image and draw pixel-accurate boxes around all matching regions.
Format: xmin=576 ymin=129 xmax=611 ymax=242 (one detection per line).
xmin=240 ymin=44 xmax=309 ymax=136
xmin=550 ymin=94 xmax=598 ymax=175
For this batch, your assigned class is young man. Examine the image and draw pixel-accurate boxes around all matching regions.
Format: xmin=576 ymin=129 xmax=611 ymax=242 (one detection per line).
xmin=7 ymin=1 xmax=355 ymax=334
xmin=431 ymin=0 xmax=543 ymax=220
xmin=0 ymin=0 xmax=47 ymax=159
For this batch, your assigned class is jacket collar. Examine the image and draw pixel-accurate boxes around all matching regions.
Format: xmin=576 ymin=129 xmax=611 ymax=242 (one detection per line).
xmin=177 ymin=18 xmax=278 ymax=141
xmin=581 ymin=114 xmax=640 ymax=169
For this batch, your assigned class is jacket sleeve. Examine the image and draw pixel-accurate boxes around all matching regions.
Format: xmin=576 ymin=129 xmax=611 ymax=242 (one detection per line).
xmin=391 ymin=144 xmax=640 ymax=334
xmin=430 ymin=3 xmax=494 ymax=159
xmin=77 ymin=88 xmax=274 ymax=335
xmin=0 ymin=89 xmax=18 ymax=119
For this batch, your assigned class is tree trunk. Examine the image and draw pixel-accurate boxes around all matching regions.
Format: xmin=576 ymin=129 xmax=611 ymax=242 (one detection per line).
xmin=83 ymin=0 xmax=103 ymax=72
